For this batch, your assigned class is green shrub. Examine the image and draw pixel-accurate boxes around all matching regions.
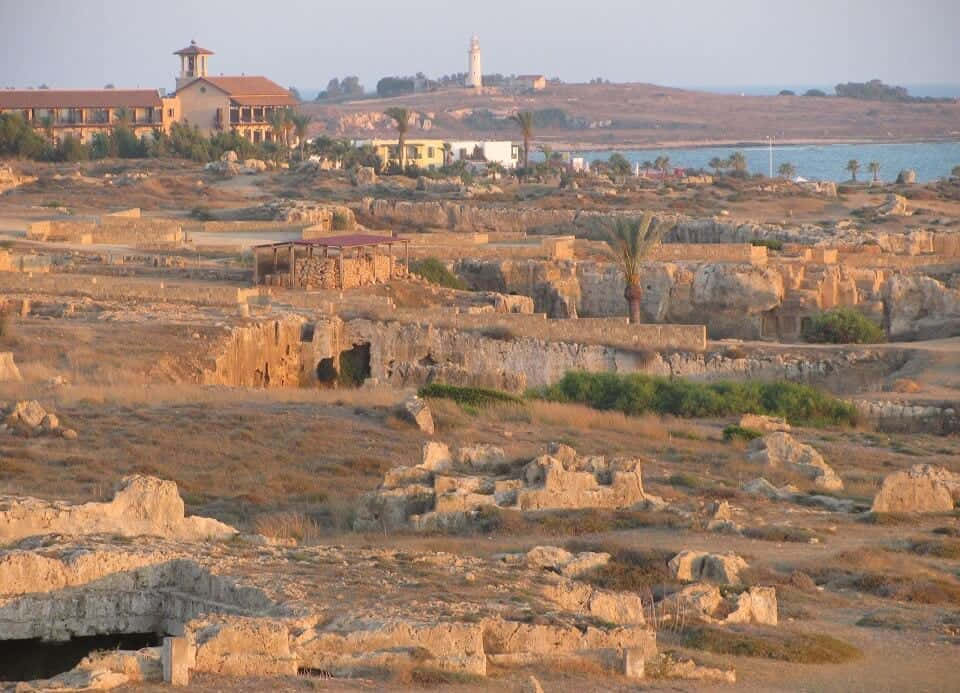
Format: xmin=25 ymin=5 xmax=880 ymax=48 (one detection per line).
xmin=190 ymin=206 xmax=215 ymax=221
xmin=408 ymin=258 xmax=468 ymax=290
xmin=331 ymin=211 xmax=351 ymax=231
xmin=723 ymin=424 xmax=763 ymax=442
xmin=802 ymin=308 xmax=885 ymax=344
xmin=536 ymin=371 xmax=857 ymax=427
xmin=418 ymin=383 xmax=522 ymax=408
xmin=751 ymin=238 xmax=784 ymax=251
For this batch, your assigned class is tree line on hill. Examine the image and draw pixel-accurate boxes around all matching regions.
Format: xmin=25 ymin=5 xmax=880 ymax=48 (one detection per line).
xmin=778 ymin=79 xmax=953 ymax=103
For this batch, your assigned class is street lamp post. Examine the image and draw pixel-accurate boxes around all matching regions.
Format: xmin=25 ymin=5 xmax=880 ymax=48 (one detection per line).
xmin=765 ymin=136 xmax=775 ymax=178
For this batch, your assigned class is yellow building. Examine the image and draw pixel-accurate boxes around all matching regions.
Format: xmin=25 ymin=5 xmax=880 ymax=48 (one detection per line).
xmin=171 ymin=41 xmax=299 ymax=142
xmin=359 ymin=139 xmax=446 ymax=170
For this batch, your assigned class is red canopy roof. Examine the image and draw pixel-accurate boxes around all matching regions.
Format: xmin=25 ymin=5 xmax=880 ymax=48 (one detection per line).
xmin=174 ymin=40 xmax=214 ymax=56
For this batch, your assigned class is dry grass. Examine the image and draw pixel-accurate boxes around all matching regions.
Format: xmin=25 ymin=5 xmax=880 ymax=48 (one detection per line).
xmin=0 ymin=396 xmax=421 ymax=529
xmin=674 ymin=625 xmax=862 ymax=664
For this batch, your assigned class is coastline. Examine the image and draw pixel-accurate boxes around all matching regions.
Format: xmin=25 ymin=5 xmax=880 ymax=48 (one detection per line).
xmin=542 ymin=136 xmax=960 ymax=153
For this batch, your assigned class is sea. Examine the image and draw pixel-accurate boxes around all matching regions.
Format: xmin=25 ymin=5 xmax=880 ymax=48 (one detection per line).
xmin=571 ymin=141 xmax=960 ymax=183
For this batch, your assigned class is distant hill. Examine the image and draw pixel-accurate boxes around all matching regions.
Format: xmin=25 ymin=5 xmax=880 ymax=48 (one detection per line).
xmin=299 ymin=82 xmax=960 ymax=149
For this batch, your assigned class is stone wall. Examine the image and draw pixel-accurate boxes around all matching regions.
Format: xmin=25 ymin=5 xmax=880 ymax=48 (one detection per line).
xmin=0 ymin=272 xmax=258 ymax=306
xmin=650 ymin=243 xmax=767 ymax=265
xmin=26 ymin=217 xmax=183 ymax=246
xmin=358 ymin=198 xmax=578 ymax=233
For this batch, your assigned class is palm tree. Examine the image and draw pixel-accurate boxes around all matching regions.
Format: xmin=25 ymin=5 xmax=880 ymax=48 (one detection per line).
xmin=868 ymin=161 xmax=881 ymax=182
xmin=538 ymin=144 xmax=553 ymax=166
xmin=281 ymin=108 xmax=295 ymax=149
xmin=846 ymin=159 xmax=860 ymax=182
xmin=384 ymin=107 xmax=411 ymax=171
xmin=511 ymin=111 xmax=534 ymax=169
xmin=778 ymin=162 xmax=796 ymax=179
xmin=952 ymin=165 xmax=960 ymax=179
xmin=606 ymin=212 xmax=668 ymax=324
xmin=268 ymin=109 xmax=288 ymax=151
xmin=290 ymin=113 xmax=312 ymax=159
xmin=39 ymin=115 xmax=54 ymax=144
xmin=487 ymin=161 xmax=505 ymax=181
xmin=708 ymin=157 xmax=725 ymax=175
xmin=442 ymin=142 xmax=452 ymax=167
xmin=113 ymin=107 xmax=132 ymax=126
xmin=654 ymin=155 xmax=671 ymax=178
xmin=729 ymin=151 xmax=747 ymax=172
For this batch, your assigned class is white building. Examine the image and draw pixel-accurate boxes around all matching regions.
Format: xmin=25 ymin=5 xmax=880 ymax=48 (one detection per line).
xmin=466 ymin=36 xmax=482 ymax=91
xmin=448 ymin=141 xmax=520 ymax=169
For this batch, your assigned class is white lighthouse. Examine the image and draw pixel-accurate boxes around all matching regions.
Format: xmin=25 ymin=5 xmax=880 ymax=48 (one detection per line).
xmin=466 ymin=35 xmax=482 ymax=91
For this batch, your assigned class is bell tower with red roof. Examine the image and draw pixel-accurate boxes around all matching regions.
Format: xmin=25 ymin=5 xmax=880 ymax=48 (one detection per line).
xmin=174 ymin=40 xmax=214 ymax=91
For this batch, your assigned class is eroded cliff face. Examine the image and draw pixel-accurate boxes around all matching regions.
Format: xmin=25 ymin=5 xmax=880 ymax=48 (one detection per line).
xmin=202 ymin=317 xmax=313 ymax=388
xmin=884 ymin=274 xmax=960 ymax=340
xmin=455 ymin=257 xmax=929 ymax=342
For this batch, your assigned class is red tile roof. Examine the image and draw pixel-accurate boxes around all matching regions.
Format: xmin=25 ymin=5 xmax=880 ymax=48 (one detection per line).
xmin=183 ymin=76 xmax=298 ymax=106
xmin=0 ymin=89 xmax=163 ymax=110
xmin=174 ymin=41 xmax=214 ymax=56
xmin=253 ymin=235 xmax=403 ymax=250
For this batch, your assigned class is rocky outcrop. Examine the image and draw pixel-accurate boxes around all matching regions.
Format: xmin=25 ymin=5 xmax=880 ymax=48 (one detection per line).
xmin=739 ymin=413 xmax=790 ymax=432
xmin=0 ymin=352 xmax=22 ymax=382
xmin=660 ymin=583 xmax=777 ymax=626
xmin=748 ymin=432 xmax=843 ymax=491
xmin=359 ymin=198 xmax=578 ymax=234
xmin=668 ymin=551 xmax=748 ymax=584
xmin=402 ymin=395 xmax=434 ymax=435
xmin=875 ymin=193 xmax=911 ymax=217
xmin=871 ymin=464 xmax=960 ymax=513
xmin=883 ymin=274 xmax=960 ymax=340
xmin=355 ymin=443 xmax=663 ymax=531
xmin=0 ymin=476 xmax=237 ymax=542
xmin=896 ymin=169 xmax=917 ymax=184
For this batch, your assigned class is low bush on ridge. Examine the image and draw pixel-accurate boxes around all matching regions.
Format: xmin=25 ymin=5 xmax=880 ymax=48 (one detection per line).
xmin=418 ymin=383 xmax=522 ymax=408
xmin=802 ymin=307 xmax=886 ymax=344
xmin=408 ymin=258 xmax=467 ymax=290
xmin=536 ymin=371 xmax=857 ymax=426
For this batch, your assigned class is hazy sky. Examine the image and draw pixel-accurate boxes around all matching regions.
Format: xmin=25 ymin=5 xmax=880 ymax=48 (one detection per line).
xmin=2 ymin=0 xmax=957 ymax=92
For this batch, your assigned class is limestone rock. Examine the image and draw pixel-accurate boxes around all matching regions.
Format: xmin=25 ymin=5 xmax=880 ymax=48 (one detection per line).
xmin=0 ymin=352 xmax=21 ymax=382
xmin=61 ymin=428 xmax=79 ymax=440
xmin=723 ymin=586 xmax=778 ymax=625
xmin=524 ymin=545 xmax=610 ymax=577
xmin=0 ymin=475 xmax=237 ymax=542
xmin=421 ymin=441 xmax=453 ymax=471
xmin=651 ymin=653 xmax=736 ymax=683
xmin=668 ymin=550 xmax=748 ymax=584
xmin=11 ymin=400 xmax=47 ymax=429
xmin=743 ymin=477 xmax=798 ymax=500
xmin=748 ymin=432 xmax=843 ymax=492
xmin=883 ymin=274 xmax=960 ymax=340
xmin=402 ymin=395 xmax=434 ymax=435
xmin=896 ymin=169 xmax=917 ymax=184
xmin=41 ymin=413 xmax=59 ymax=431
xmin=221 ymin=150 xmax=239 ymax=163
xmin=739 ymin=413 xmax=790 ymax=433
xmin=352 ymin=166 xmax=377 ymax=186
xmin=525 ymin=545 xmax=574 ymax=569
xmin=456 ymin=444 xmax=506 ymax=468
xmin=875 ymin=193 xmax=911 ymax=217
xmin=661 ymin=582 xmax=723 ymax=617
xmin=871 ymin=464 xmax=959 ymax=513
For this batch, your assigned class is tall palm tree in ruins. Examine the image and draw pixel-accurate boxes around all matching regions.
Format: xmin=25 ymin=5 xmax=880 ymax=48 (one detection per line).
xmin=291 ymin=112 xmax=312 ymax=159
xmin=511 ymin=111 xmax=534 ymax=169
xmin=868 ymin=161 xmax=881 ymax=182
xmin=268 ymin=109 xmax=288 ymax=151
xmin=607 ymin=212 xmax=668 ymax=324
xmin=384 ymin=107 xmax=411 ymax=171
